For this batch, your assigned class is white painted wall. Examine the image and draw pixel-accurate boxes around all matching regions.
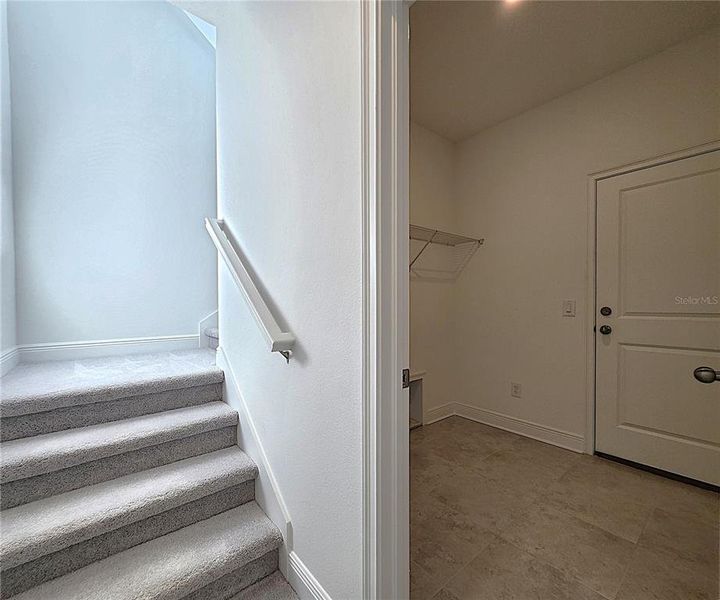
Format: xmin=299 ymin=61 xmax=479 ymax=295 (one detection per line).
xmin=7 ymin=0 xmax=217 ymax=347
xmin=1 ymin=0 xmax=16 ymax=356
xmin=448 ymin=29 xmax=720 ymax=441
xmin=176 ymin=2 xmax=363 ymax=598
xmin=409 ymin=122 xmax=458 ymax=416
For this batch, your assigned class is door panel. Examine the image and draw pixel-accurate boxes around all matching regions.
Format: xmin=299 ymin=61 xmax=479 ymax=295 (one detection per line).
xmin=596 ymin=149 xmax=720 ymax=486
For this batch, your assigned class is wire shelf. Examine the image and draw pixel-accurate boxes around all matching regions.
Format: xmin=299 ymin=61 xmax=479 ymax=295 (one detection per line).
xmin=409 ymin=224 xmax=483 ymax=281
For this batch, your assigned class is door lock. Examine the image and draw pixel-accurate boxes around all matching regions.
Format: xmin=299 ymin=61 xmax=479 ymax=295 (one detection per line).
xmin=599 ymin=325 xmax=612 ymax=335
xmin=600 ymin=306 xmax=612 ymax=316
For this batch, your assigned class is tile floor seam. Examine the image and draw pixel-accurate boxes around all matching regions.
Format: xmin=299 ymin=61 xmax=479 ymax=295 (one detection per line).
xmin=492 ymin=524 xmax=622 ymax=600
xmin=429 ymin=546 xmax=486 ymax=600
xmin=610 ymin=536 xmax=643 ymax=600
xmin=411 ymin=419 xmax=718 ymax=600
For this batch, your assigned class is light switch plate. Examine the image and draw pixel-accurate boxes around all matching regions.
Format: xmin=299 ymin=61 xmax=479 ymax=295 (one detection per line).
xmin=562 ymin=299 xmax=576 ymax=317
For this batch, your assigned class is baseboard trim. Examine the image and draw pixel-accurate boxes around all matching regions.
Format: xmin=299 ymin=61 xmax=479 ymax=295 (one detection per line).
xmin=216 ymin=347 xmax=293 ymax=546
xmin=454 ymin=402 xmax=585 ymax=453
xmin=1 ymin=346 xmax=20 ymax=375
xmin=424 ymin=402 xmax=454 ymax=425
xmin=287 ymin=551 xmax=332 ymax=600
xmin=15 ymin=334 xmax=199 ymax=363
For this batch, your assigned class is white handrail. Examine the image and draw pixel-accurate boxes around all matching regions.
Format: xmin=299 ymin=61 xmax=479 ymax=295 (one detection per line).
xmin=205 ymin=217 xmax=295 ymax=361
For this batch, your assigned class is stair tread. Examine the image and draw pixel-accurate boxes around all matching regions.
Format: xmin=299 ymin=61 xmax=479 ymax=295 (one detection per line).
xmin=0 ymin=447 xmax=257 ymax=569
xmin=0 ymin=349 xmax=223 ymax=418
xmin=0 ymin=402 xmax=237 ymax=483
xmin=11 ymin=502 xmax=282 ymax=600
xmin=230 ymin=572 xmax=299 ymax=600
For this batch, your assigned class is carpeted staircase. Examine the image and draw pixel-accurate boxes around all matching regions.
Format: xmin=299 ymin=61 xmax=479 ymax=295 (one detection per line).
xmin=0 ymin=350 xmax=297 ymax=600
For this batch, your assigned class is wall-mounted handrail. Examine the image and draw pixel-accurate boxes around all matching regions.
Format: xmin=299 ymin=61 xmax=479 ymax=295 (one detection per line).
xmin=205 ymin=217 xmax=295 ymax=361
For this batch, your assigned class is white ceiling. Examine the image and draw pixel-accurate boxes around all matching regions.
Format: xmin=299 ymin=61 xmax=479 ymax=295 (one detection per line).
xmin=410 ymin=1 xmax=720 ymax=141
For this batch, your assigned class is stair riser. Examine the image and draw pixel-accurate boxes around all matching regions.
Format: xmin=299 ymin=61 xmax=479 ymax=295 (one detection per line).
xmin=183 ymin=550 xmax=279 ymax=600
xmin=1 ymin=426 xmax=237 ymax=509
xmin=1 ymin=482 xmax=255 ymax=599
xmin=1 ymin=384 xmax=222 ymax=441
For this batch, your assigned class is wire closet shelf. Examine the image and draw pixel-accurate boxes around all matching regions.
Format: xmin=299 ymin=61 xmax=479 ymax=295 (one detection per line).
xmin=409 ymin=224 xmax=483 ymax=281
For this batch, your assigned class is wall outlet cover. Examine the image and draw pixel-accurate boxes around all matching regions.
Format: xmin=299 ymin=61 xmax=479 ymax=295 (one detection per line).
xmin=510 ymin=382 xmax=522 ymax=398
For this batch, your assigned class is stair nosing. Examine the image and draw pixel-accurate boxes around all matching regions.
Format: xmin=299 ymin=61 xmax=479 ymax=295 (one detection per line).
xmin=0 ymin=446 xmax=257 ymax=569
xmin=0 ymin=370 xmax=225 ymax=418
xmin=0 ymin=402 xmax=238 ymax=483
xmin=11 ymin=502 xmax=282 ymax=600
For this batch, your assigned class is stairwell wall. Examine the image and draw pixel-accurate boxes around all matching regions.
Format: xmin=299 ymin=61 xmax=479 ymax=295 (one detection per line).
xmin=7 ymin=1 xmax=217 ymax=350
xmin=1 ymin=0 xmax=16 ymax=363
xmin=177 ymin=2 xmax=363 ymax=598
xmin=409 ymin=122 xmax=458 ymax=421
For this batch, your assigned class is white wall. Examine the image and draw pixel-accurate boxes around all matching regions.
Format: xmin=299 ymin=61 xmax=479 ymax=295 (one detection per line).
xmin=8 ymin=1 xmax=217 ymax=347
xmin=1 ymin=0 xmax=16 ymax=356
xmin=449 ymin=29 xmax=720 ymax=441
xmin=176 ymin=2 xmax=363 ymax=598
xmin=409 ymin=122 xmax=457 ymax=416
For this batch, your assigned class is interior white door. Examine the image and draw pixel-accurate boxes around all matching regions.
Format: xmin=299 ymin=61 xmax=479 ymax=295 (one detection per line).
xmin=595 ymin=149 xmax=720 ymax=486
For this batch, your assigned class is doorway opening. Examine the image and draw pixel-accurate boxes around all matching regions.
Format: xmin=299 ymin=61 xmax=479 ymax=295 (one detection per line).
xmin=407 ymin=2 xmax=720 ymax=598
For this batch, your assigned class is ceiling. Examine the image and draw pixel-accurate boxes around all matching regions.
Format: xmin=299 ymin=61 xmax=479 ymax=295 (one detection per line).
xmin=410 ymin=1 xmax=720 ymax=141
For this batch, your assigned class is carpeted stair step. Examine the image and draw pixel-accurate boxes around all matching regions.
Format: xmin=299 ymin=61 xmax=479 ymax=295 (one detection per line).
xmin=0 ymin=402 xmax=238 ymax=509
xmin=0 ymin=350 xmax=223 ymax=441
xmin=230 ymin=572 xmax=299 ymax=600
xmin=11 ymin=501 xmax=283 ymax=600
xmin=0 ymin=448 xmax=257 ymax=598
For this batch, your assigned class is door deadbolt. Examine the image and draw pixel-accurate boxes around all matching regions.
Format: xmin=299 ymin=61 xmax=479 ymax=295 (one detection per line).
xmin=600 ymin=306 xmax=612 ymax=316
xmin=599 ymin=325 xmax=612 ymax=335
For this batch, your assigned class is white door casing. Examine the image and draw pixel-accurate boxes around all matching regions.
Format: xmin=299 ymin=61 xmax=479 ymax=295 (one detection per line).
xmin=595 ymin=149 xmax=720 ymax=486
xmin=362 ymin=1 xmax=410 ymax=598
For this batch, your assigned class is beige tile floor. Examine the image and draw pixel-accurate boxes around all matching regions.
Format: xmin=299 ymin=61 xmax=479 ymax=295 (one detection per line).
xmin=410 ymin=416 xmax=719 ymax=600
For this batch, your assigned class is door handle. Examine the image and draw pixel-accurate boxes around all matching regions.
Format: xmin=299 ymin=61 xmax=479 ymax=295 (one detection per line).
xmin=693 ymin=367 xmax=720 ymax=384
xmin=598 ymin=325 xmax=612 ymax=335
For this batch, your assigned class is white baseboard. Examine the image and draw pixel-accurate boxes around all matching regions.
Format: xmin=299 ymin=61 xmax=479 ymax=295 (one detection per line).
xmin=454 ymin=402 xmax=586 ymax=453
xmin=15 ymin=334 xmax=199 ymax=363
xmin=1 ymin=346 xmax=20 ymax=375
xmin=215 ymin=347 xmax=293 ymax=544
xmin=198 ymin=310 xmax=218 ymax=348
xmin=424 ymin=402 xmax=454 ymax=425
xmin=287 ymin=551 xmax=332 ymax=600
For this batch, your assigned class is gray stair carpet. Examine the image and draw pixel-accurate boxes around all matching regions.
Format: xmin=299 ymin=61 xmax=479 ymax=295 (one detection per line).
xmin=231 ymin=571 xmax=299 ymax=600
xmin=0 ymin=351 xmax=295 ymax=599
xmin=0 ymin=350 xmax=222 ymax=416
xmin=0 ymin=350 xmax=223 ymax=440
xmin=11 ymin=502 xmax=282 ymax=600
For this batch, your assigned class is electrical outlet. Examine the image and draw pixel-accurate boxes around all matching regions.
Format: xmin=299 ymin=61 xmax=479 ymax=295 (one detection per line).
xmin=510 ymin=382 xmax=522 ymax=398
xmin=562 ymin=299 xmax=576 ymax=317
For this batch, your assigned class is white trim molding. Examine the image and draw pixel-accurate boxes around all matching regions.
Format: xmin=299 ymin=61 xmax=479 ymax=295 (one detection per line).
xmin=287 ymin=551 xmax=332 ymax=600
xmin=424 ymin=402 xmax=454 ymax=425
xmin=11 ymin=334 xmax=199 ymax=364
xmin=454 ymin=403 xmax=585 ymax=453
xmin=218 ymin=346 xmax=329 ymax=600
xmin=216 ymin=347 xmax=292 ymax=546
xmin=362 ymin=1 xmax=410 ymax=599
xmin=1 ymin=346 xmax=20 ymax=375
xmin=424 ymin=402 xmax=585 ymax=453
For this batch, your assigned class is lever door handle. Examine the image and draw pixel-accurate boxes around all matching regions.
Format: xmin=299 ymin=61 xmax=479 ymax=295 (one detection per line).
xmin=693 ymin=367 xmax=720 ymax=384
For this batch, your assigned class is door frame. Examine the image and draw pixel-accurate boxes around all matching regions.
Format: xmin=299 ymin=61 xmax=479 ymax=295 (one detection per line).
xmin=584 ymin=139 xmax=720 ymax=455
xmin=361 ymin=1 xmax=410 ymax=599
